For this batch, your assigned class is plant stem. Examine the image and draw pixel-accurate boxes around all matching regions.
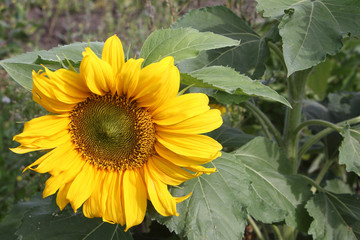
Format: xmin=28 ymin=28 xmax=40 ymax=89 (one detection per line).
xmin=272 ymin=225 xmax=283 ymax=240
xmin=243 ymin=101 xmax=285 ymax=149
xmin=294 ymin=119 xmax=343 ymax=137
xmin=283 ymin=69 xmax=312 ymax=174
xmin=248 ymin=215 xmax=264 ymax=240
xmin=310 ymin=158 xmax=337 ymax=193
xmin=298 ymin=116 xmax=360 ymax=158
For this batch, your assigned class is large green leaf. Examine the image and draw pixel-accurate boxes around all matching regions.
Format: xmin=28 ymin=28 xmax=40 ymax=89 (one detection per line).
xmin=139 ymin=28 xmax=239 ymax=67
xmin=0 ymin=42 xmax=104 ymax=90
xmin=173 ymin=6 xmax=269 ymax=78
xmin=234 ymin=137 xmax=311 ymax=230
xmin=257 ymin=0 xmax=360 ymax=76
xmin=152 ymin=152 xmax=250 ymax=240
xmin=339 ymin=126 xmax=360 ymax=176
xmin=0 ymin=195 xmax=133 ymax=240
xmin=306 ymin=192 xmax=360 ymax=240
xmin=181 ymin=66 xmax=291 ymax=107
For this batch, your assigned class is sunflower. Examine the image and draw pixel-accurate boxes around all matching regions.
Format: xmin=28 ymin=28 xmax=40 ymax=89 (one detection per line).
xmin=11 ymin=35 xmax=223 ymax=230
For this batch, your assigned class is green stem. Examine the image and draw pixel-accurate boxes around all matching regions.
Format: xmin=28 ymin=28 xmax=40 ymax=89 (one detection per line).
xmin=294 ymin=119 xmax=343 ymax=139
xmin=298 ymin=116 xmax=360 ymax=158
xmin=310 ymin=158 xmax=337 ymax=193
xmin=280 ymin=225 xmax=297 ymax=240
xmin=298 ymin=174 xmax=324 ymax=193
xmin=248 ymin=215 xmax=264 ymax=240
xmin=283 ymin=69 xmax=312 ymax=174
xmin=243 ymin=101 xmax=285 ymax=149
xmin=272 ymin=225 xmax=283 ymax=240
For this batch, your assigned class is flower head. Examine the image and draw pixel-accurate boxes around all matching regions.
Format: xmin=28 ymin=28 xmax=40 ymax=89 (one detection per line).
xmin=12 ymin=35 xmax=222 ymax=230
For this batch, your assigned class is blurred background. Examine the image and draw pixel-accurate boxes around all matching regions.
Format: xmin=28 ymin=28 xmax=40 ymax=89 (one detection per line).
xmin=0 ymin=0 xmax=260 ymax=223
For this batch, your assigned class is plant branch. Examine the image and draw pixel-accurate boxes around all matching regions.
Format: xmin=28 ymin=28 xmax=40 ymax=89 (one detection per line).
xmin=242 ymin=101 xmax=285 ymax=149
xmin=294 ymin=119 xmax=343 ymax=138
xmin=298 ymin=116 xmax=360 ymax=158
xmin=248 ymin=215 xmax=265 ymax=240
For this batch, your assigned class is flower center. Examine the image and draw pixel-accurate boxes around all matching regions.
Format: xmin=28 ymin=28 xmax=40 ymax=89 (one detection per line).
xmin=69 ymin=94 xmax=155 ymax=170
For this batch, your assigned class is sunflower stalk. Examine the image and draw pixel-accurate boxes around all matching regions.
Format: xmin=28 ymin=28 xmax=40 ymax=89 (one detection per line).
xmin=283 ymin=68 xmax=312 ymax=174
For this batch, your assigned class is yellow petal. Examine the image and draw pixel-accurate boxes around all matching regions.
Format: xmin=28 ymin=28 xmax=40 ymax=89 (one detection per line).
xmin=185 ymin=165 xmax=217 ymax=175
xmin=43 ymin=67 xmax=89 ymax=103
xmin=144 ymin=163 xmax=178 ymax=217
xmin=103 ymin=171 xmax=125 ymax=225
xmin=155 ymin=142 xmax=213 ymax=166
xmin=23 ymin=141 xmax=72 ymax=173
xmin=32 ymin=70 xmax=78 ymax=113
xmin=149 ymin=155 xmax=195 ymax=186
xmin=152 ymin=93 xmax=209 ymax=125
xmin=156 ymin=131 xmax=222 ymax=159
xmin=80 ymin=47 xmax=114 ymax=95
xmin=56 ymin=182 xmax=71 ymax=210
xmin=133 ymin=56 xmax=180 ymax=111
xmin=123 ymin=168 xmax=147 ymax=231
xmin=175 ymin=192 xmax=192 ymax=203
xmin=102 ymin=35 xmax=125 ymax=76
xmin=83 ymin=172 xmax=105 ymax=219
xmin=156 ymin=109 xmax=223 ymax=134
xmin=116 ymin=58 xmax=143 ymax=97
xmin=66 ymin=162 xmax=98 ymax=211
xmin=43 ymin=155 xmax=84 ymax=198
xmin=11 ymin=114 xmax=71 ymax=154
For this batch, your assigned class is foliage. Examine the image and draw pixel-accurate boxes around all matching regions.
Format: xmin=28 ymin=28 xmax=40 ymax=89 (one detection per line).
xmin=1 ymin=1 xmax=360 ymax=240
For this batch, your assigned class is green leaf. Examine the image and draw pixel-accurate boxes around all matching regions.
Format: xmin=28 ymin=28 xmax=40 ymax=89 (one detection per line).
xmin=139 ymin=27 xmax=239 ymax=67
xmin=324 ymin=179 xmax=353 ymax=194
xmin=152 ymin=152 xmax=249 ymax=240
xmin=306 ymin=192 xmax=360 ymax=240
xmin=181 ymin=66 xmax=291 ymax=107
xmin=0 ymin=42 xmax=104 ymax=90
xmin=234 ymin=137 xmax=311 ymax=230
xmin=0 ymin=195 xmax=133 ymax=240
xmin=339 ymin=126 xmax=360 ymax=176
xmin=173 ymin=6 xmax=269 ymax=78
xmin=257 ymin=0 xmax=360 ymax=76
xmin=307 ymin=59 xmax=332 ymax=100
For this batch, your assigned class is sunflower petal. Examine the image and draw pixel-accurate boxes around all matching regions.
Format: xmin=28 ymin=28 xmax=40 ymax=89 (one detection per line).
xmin=144 ymin=164 xmax=178 ymax=216
xmin=56 ymin=182 xmax=71 ymax=210
xmin=83 ymin=171 xmax=105 ymax=219
xmin=103 ymin=171 xmax=125 ymax=225
xmin=43 ymin=155 xmax=84 ymax=198
xmin=116 ymin=58 xmax=143 ymax=97
xmin=32 ymin=71 xmax=78 ymax=113
xmin=156 ymin=131 xmax=222 ymax=159
xmin=133 ymin=56 xmax=179 ymax=111
xmin=123 ymin=168 xmax=147 ymax=231
xmin=66 ymin=163 xmax=98 ymax=211
xmin=43 ymin=67 xmax=89 ymax=103
xmin=155 ymin=141 xmax=214 ymax=166
xmin=149 ymin=155 xmax=195 ymax=186
xmin=11 ymin=114 xmax=70 ymax=154
xmin=102 ymin=35 xmax=125 ymax=76
xmin=80 ymin=47 xmax=114 ymax=95
xmin=156 ymin=109 xmax=223 ymax=134
xmin=152 ymin=93 xmax=210 ymax=125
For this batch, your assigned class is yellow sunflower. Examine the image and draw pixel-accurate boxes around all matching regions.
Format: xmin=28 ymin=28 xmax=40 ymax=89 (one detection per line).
xmin=11 ymin=35 xmax=223 ymax=230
